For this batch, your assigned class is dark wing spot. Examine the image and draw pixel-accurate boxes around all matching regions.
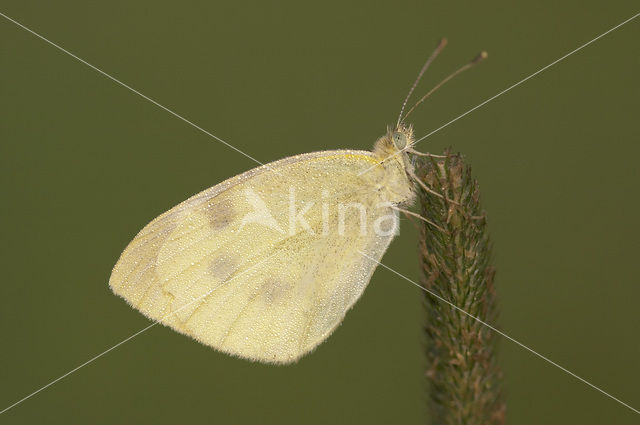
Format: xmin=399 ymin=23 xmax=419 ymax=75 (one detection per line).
xmin=208 ymin=201 xmax=235 ymax=230
xmin=209 ymin=255 xmax=239 ymax=283
xmin=261 ymin=278 xmax=291 ymax=304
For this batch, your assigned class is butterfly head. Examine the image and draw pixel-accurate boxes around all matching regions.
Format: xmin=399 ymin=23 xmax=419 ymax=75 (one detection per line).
xmin=373 ymin=124 xmax=414 ymax=157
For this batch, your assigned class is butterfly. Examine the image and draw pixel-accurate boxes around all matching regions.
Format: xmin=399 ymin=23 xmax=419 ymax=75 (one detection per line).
xmin=109 ymin=39 xmax=484 ymax=364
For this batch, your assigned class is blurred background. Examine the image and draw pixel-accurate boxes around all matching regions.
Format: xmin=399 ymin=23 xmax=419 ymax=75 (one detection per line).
xmin=1 ymin=1 xmax=639 ymax=424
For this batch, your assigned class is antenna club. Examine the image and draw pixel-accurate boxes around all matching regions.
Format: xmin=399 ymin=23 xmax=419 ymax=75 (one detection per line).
xmin=472 ymin=51 xmax=488 ymax=64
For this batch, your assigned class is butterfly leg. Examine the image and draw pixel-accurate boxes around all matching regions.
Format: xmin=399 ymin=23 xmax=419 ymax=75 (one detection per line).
xmin=392 ymin=206 xmax=447 ymax=233
xmin=406 ymin=168 xmax=462 ymax=207
xmin=406 ymin=147 xmax=447 ymax=158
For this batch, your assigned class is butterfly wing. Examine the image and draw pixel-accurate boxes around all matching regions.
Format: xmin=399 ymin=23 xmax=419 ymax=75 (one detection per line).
xmin=109 ymin=150 xmax=400 ymax=363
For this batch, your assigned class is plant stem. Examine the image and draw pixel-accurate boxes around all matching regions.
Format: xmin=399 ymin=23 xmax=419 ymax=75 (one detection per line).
xmin=416 ymin=152 xmax=506 ymax=425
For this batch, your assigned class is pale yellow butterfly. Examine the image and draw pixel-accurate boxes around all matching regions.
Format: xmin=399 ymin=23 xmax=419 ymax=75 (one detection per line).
xmin=109 ymin=40 xmax=484 ymax=364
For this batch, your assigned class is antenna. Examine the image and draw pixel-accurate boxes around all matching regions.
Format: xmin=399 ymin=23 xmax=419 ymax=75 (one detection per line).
xmin=400 ymin=51 xmax=488 ymax=124
xmin=396 ymin=38 xmax=448 ymax=127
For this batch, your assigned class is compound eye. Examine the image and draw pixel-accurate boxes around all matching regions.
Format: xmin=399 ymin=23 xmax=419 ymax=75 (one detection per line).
xmin=392 ymin=132 xmax=407 ymax=150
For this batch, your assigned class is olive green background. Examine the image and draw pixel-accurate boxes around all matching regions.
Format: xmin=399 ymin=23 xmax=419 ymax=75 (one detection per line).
xmin=1 ymin=1 xmax=639 ymax=424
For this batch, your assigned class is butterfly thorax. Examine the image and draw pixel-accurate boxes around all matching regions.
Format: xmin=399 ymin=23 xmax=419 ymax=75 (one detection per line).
xmin=370 ymin=125 xmax=417 ymax=207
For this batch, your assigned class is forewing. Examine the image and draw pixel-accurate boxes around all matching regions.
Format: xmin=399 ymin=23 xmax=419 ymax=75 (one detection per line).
xmin=109 ymin=150 xmax=397 ymax=363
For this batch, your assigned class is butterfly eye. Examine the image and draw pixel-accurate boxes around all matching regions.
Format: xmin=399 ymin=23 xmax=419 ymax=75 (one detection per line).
xmin=392 ymin=132 xmax=407 ymax=150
